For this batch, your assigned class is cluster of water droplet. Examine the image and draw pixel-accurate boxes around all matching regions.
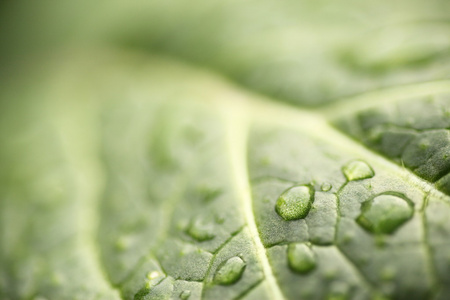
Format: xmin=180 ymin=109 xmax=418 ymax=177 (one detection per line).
xmin=271 ymin=159 xmax=415 ymax=279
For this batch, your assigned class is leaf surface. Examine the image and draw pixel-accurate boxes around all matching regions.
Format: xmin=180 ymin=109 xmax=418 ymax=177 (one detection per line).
xmin=1 ymin=50 xmax=449 ymax=300
xmin=1 ymin=1 xmax=450 ymax=299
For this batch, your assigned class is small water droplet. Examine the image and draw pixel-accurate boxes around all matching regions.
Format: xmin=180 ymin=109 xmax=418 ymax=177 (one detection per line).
xmin=321 ymin=182 xmax=332 ymax=192
xmin=146 ymin=271 xmax=161 ymax=280
xmin=214 ymin=256 xmax=246 ymax=285
xmin=342 ymin=160 xmax=375 ymax=181
xmin=275 ymin=185 xmax=314 ymax=221
xmin=180 ymin=290 xmax=191 ymax=300
xmin=356 ymin=193 xmax=414 ymax=234
xmin=186 ymin=219 xmax=215 ymax=242
xmin=287 ymin=243 xmax=317 ymax=274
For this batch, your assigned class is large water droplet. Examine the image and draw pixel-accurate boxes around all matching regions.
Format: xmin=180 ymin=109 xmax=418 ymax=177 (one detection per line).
xmin=287 ymin=243 xmax=317 ymax=274
xmin=356 ymin=193 xmax=414 ymax=234
xmin=275 ymin=185 xmax=314 ymax=221
xmin=186 ymin=219 xmax=215 ymax=242
xmin=342 ymin=160 xmax=374 ymax=181
xmin=214 ymin=256 xmax=246 ymax=285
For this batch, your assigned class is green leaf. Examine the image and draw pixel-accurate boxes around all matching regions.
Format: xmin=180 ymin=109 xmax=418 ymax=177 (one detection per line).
xmin=1 ymin=1 xmax=450 ymax=300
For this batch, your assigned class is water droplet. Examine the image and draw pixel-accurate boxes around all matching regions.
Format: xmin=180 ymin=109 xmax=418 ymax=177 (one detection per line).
xmin=287 ymin=243 xmax=317 ymax=274
xmin=146 ymin=271 xmax=161 ymax=280
xmin=356 ymin=193 xmax=414 ymax=234
xmin=275 ymin=185 xmax=314 ymax=221
xmin=214 ymin=256 xmax=246 ymax=285
xmin=342 ymin=160 xmax=374 ymax=181
xmin=180 ymin=290 xmax=191 ymax=300
xmin=186 ymin=219 xmax=215 ymax=241
xmin=321 ymin=182 xmax=332 ymax=192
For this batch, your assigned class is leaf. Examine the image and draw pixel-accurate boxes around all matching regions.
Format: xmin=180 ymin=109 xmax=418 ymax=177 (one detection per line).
xmin=1 ymin=50 xmax=450 ymax=300
xmin=1 ymin=1 xmax=450 ymax=300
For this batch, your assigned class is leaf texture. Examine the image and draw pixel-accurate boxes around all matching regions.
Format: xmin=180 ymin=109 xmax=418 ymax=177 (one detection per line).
xmin=0 ymin=1 xmax=450 ymax=299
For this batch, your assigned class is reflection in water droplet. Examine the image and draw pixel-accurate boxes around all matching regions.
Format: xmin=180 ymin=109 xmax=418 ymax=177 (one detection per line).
xmin=275 ymin=185 xmax=314 ymax=221
xmin=146 ymin=271 xmax=161 ymax=280
xmin=180 ymin=290 xmax=191 ymax=300
xmin=342 ymin=160 xmax=375 ymax=181
xmin=186 ymin=219 xmax=215 ymax=241
xmin=321 ymin=182 xmax=332 ymax=192
xmin=214 ymin=256 xmax=246 ymax=285
xmin=287 ymin=243 xmax=317 ymax=274
xmin=356 ymin=193 xmax=414 ymax=234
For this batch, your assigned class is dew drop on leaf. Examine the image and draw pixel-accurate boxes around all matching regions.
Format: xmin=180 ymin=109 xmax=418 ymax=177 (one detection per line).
xmin=146 ymin=271 xmax=162 ymax=280
xmin=321 ymin=182 xmax=332 ymax=192
xmin=287 ymin=243 xmax=317 ymax=274
xmin=180 ymin=290 xmax=191 ymax=299
xmin=356 ymin=193 xmax=414 ymax=234
xmin=185 ymin=219 xmax=216 ymax=241
xmin=275 ymin=185 xmax=314 ymax=220
xmin=213 ymin=256 xmax=246 ymax=285
xmin=342 ymin=160 xmax=375 ymax=181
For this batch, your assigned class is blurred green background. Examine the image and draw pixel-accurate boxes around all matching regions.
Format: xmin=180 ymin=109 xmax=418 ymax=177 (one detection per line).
xmin=1 ymin=0 xmax=449 ymax=106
